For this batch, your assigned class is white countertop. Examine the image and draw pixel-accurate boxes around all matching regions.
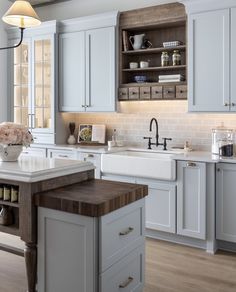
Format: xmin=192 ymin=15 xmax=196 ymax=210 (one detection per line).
xmin=0 ymin=157 xmax=94 ymax=183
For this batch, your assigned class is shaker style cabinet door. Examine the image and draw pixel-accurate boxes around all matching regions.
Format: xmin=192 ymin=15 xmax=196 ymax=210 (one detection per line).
xmin=86 ymin=27 xmax=116 ymax=112
xmin=177 ymin=161 xmax=206 ymax=240
xmin=59 ymin=31 xmax=86 ymax=112
xmin=188 ymin=9 xmax=230 ymax=112
xmin=216 ymin=163 xmax=236 ymax=243
xmin=230 ymin=8 xmax=236 ymax=111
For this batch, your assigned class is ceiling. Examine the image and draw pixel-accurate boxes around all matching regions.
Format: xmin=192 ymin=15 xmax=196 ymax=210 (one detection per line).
xmin=8 ymin=0 xmax=71 ymax=7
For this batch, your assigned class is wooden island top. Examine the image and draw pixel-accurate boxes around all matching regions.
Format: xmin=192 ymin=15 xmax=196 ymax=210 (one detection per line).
xmin=34 ymin=179 xmax=148 ymax=217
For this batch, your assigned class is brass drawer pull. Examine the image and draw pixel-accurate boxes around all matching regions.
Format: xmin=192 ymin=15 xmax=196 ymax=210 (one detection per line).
xmin=119 ymin=277 xmax=134 ymax=288
xmin=186 ymin=162 xmax=197 ymax=167
xmin=87 ymin=154 xmax=94 ymax=158
xmin=58 ymin=155 xmax=69 ymax=158
xmin=232 ymin=103 xmax=235 ymax=107
xmin=131 ymin=92 xmax=137 ymax=95
xmin=119 ymin=227 xmax=134 ymax=236
xmin=224 ymin=102 xmax=229 ymax=106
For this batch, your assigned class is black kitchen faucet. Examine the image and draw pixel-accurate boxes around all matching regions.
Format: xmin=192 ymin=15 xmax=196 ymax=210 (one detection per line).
xmin=143 ymin=117 xmax=172 ymax=150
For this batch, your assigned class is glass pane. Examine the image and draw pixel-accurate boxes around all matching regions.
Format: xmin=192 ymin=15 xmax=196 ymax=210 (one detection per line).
xmin=22 ymin=65 xmax=28 ymax=85
xmin=35 ymin=108 xmax=43 ymax=128
xmin=44 ymin=39 xmax=51 ymax=62
xmin=44 ymin=87 xmax=51 ymax=107
xmin=14 ymin=46 xmax=21 ymax=64
xmin=35 ymin=87 xmax=43 ymax=107
xmin=21 ymin=44 xmax=29 ymax=64
xmin=14 ymin=65 xmax=21 ymax=85
xmin=44 ymin=64 xmax=51 ymax=86
xmin=44 ymin=108 xmax=51 ymax=128
xmin=14 ymin=108 xmax=22 ymax=124
xmin=35 ymin=40 xmax=43 ymax=62
xmin=22 ymin=108 xmax=29 ymax=127
xmin=14 ymin=87 xmax=21 ymax=106
xmin=35 ymin=64 xmax=43 ymax=85
xmin=22 ymin=87 xmax=29 ymax=107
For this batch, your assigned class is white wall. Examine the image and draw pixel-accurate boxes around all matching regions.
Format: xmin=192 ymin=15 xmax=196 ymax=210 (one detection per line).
xmin=0 ymin=0 xmax=11 ymax=122
xmin=36 ymin=0 xmax=176 ymax=20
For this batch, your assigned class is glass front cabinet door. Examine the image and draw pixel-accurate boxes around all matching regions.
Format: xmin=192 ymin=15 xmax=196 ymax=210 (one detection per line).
xmin=10 ymin=26 xmax=57 ymax=144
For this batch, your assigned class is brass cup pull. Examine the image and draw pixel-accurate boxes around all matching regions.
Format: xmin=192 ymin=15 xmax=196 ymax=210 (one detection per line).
xmin=186 ymin=162 xmax=196 ymax=167
xmin=224 ymin=102 xmax=229 ymax=106
xmin=119 ymin=227 xmax=134 ymax=236
xmin=58 ymin=155 xmax=68 ymax=158
xmin=87 ymin=154 xmax=94 ymax=158
xmin=232 ymin=103 xmax=235 ymax=107
xmin=119 ymin=277 xmax=134 ymax=289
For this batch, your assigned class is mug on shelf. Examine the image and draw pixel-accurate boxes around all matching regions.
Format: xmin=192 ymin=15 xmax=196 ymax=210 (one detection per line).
xmin=129 ymin=62 xmax=138 ymax=69
xmin=140 ymin=61 xmax=149 ymax=68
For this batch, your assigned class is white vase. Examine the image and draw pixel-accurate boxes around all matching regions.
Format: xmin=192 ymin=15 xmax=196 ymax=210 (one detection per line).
xmin=0 ymin=145 xmax=23 ymax=162
xmin=67 ymin=135 xmax=76 ymax=145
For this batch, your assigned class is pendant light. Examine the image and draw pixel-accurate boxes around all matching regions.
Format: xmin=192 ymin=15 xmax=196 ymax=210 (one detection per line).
xmin=0 ymin=1 xmax=41 ymax=50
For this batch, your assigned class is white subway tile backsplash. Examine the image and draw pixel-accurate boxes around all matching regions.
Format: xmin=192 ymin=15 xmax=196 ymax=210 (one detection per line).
xmin=62 ymin=101 xmax=236 ymax=151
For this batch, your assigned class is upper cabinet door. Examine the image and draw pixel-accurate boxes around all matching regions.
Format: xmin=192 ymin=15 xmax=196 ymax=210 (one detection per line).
xmin=188 ymin=9 xmax=230 ymax=112
xmin=230 ymin=8 xmax=236 ymax=111
xmin=59 ymin=31 xmax=86 ymax=112
xmin=86 ymin=27 xmax=116 ymax=112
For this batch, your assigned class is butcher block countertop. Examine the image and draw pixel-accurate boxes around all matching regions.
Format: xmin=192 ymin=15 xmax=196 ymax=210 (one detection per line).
xmin=34 ymin=179 xmax=148 ymax=217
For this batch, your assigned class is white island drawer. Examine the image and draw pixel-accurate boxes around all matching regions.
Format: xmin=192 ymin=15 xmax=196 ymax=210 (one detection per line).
xmin=99 ymin=199 xmax=145 ymax=272
xmin=100 ymin=245 xmax=144 ymax=292
xmin=48 ymin=149 xmax=77 ymax=160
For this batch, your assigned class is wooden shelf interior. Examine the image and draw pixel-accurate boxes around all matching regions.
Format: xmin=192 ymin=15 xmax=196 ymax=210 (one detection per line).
xmin=120 ymin=22 xmax=187 ymax=85
xmin=0 ymin=200 xmax=19 ymax=208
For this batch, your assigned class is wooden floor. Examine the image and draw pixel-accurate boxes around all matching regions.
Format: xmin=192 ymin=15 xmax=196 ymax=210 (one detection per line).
xmin=0 ymin=238 xmax=236 ymax=292
xmin=144 ymin=238 xmax=236 ymax=292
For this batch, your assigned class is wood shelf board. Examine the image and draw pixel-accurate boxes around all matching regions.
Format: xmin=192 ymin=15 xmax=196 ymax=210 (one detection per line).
xmin=0 ymin=200 xmax=19 ymax=208
xmin=120 ymin=81 xmax=187 ymax=87
xmin=122 ymin=45 xmax=186 ymax=55
xmin=123 ymin=65 xmax=186 ymax=72
xmin=0 ymin=225 xmax=20 ymax=236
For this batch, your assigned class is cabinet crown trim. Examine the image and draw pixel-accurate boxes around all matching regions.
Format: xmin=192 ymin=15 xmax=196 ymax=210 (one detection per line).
xmin=180 ymin=0 xmax=236 ymax=14
xmin=58 ymin=11 xmax=119 ymax=33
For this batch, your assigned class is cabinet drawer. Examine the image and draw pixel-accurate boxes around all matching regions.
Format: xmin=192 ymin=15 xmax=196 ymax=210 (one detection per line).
xmin=176 ymin=85 xmax=187 ymax=99
xmin=100 ymin=245 xmax=144 ymax=292
xmin=21 ymin=147 xmax=47 ymax=158
xmin=48 ymin=149 xmax=77 ymax=160
xmin=151 ymin=86 xmax=163 ymax=99
xmin=163 ymin=85 xmax=175 ymax=99
xmin=129 ymin=87 xmax=139 ymax=100
xmin=119 ymin=88 xmax=129 ymax=100
xmin=140 ymin=86 xmax=151 ymax=100
xmin=32 ymin=133 xmax=55 ymax=144
xmin=99 ymin=199 xmax=145 ymax=272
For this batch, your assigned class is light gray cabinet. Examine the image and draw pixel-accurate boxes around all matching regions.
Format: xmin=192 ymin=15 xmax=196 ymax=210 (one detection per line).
xmin=38 ymin=199 xmax=145 ymax=292
xmin=59 ymin=12 xmax=118 ymax=113
xmin=177 ymin=161 xmax=206 ymax=240
xmin=59 ymin=31 xmax=86 ymax=112
xmin=79 ymin=152 xmax=101 ymax=178
xmin=37 ymin=208 xmax=97 ymax=292
xmin=231 ymin=8 xmax=236 ymax=107
xmin=138 ymin=180 xmax=176 ymax=234
xmin=216 ymin=163 xmax=236 ymax=243
xmin=188 ymin=9 xmax=230 ymax=112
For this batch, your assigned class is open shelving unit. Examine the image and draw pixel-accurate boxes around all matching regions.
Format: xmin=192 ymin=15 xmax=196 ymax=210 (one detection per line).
xmin=119 ymin=3 xmax=187 ymax=101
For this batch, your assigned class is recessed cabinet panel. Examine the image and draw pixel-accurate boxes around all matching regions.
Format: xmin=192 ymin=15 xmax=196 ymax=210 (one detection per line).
xmin=216 ymin=163 xmax=236 ymax=243
xmin=188 ymin=9 xmax=230 ymax=111
xmin=177 ymin=161 xmax=206 ymax=240
xmin=144 ymin=182 xmax=176 ymax=234
xmin=231 ymin=8 xmax=236 ymax=111
xmin=59 ymin=32 xmax=85 ymax=112
xmin=86 ymin=27 xmax=116 ymax=112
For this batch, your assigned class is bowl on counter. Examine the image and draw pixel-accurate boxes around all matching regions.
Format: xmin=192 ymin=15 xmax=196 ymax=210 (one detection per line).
xmin=134 ymin=75 xmax=147 ymax=83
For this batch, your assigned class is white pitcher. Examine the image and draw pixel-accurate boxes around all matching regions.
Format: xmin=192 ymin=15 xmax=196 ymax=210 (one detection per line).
xmin=129 ymin=34 xmax=145 ymax=50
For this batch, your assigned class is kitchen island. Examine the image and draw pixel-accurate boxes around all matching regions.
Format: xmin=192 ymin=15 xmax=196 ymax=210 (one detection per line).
xmin=0 ymin=157 xmax=147 ymax=292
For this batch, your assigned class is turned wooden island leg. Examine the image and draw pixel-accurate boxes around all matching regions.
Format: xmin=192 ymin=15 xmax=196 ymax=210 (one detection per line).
xmin=24 ymin=243 xmax=37 ymax=292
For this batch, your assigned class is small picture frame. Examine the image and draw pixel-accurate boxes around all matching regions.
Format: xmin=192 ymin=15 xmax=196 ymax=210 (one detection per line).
xmin=78 ymin=124 xmax=92 ymax=143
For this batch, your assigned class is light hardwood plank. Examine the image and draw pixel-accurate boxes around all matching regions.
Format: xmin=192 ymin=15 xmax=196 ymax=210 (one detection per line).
xmin=0 ymin=238 xmax=236 ymax=292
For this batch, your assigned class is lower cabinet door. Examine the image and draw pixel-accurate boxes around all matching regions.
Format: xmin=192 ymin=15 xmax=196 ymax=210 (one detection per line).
xmin=100 ymin=245 xmax=145 ymax=292
xmin=79 ymin=152 xmax=101 ymax=179
xmin=138 ymin=180 xmax=176 ymax=233
xmin=177 ymin=161 xmax=206 ymax=240
xmin=37 ymin=208 xmax=97 ymax=292
xmin=216 ymin=163 xmax=236 ymax=243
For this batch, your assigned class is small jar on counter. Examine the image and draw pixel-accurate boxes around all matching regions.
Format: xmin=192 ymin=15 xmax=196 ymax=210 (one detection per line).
xmin=161 ymin=51 xmax=169 ymax=67
xmin=172 ymin=50 xmax=181 ymax=66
